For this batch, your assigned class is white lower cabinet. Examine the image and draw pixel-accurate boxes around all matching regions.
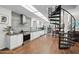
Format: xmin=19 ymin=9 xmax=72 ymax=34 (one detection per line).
xmin=31 ymin=30 xmax=45 ymax=40
xmin=5 ymin=34 xmax=23 ymax=50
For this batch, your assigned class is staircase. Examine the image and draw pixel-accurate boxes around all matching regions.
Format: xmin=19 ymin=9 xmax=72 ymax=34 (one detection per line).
xmin=48 ymin=5 xmax=76 ymax=49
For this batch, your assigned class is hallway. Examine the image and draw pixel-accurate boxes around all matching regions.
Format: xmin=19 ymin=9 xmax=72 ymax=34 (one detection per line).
xmin=0 ymin=33 xmax=79 ymax=54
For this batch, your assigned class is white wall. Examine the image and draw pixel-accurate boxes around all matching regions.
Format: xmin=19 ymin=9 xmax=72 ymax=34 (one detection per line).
xmin=0 ymin=7 xmax=11 ymax=49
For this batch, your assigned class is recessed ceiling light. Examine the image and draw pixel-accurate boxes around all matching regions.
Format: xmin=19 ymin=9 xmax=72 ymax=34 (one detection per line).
xmin=22 ymin=5 xmax=38 ymax=12
xmin=22 ymin=5 xmax=49 ymax=22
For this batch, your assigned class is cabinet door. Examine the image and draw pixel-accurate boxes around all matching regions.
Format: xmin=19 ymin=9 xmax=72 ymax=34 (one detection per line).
xmin=10 ymin=34 xmax=23 ymax=49
xmin=5 ymin=35 xmax=10 ymax=49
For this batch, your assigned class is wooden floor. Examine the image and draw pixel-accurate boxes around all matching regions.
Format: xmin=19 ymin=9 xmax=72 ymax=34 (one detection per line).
xmin=0 ymin=33 xmax=79 ymax=54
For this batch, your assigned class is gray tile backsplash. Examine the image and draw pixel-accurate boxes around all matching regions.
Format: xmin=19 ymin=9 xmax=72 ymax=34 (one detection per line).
xmin=12 ymin=12 xmax=31 ymax=33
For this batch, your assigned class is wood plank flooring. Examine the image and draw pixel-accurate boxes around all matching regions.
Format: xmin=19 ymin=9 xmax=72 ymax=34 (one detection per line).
xmin=0 ymin=33 xmax=79 ymax=54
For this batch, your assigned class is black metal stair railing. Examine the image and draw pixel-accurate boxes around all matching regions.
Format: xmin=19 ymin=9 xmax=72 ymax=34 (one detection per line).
xmin=61 ymin=8 xmax=76 ymax=32
xmin=48 ymin=5 xmax=76 ymax=49
xmin=59 ymin=7 xmax=76 ymax=49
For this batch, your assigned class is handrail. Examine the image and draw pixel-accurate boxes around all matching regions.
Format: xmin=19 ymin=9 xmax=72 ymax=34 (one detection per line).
xmin=61 ymin=8 xmax=76 ymax=21
xmin=61 ymin=8 xmax=76 ymax=31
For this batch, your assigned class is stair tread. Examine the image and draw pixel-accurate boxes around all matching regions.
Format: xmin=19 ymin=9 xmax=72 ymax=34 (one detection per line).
xmin=52 ymin=12 xmax=60 ymax=15
xmin=50 ymin=19 xmax=59 ymax=21
xmin=60 ymin=42 xmax=70 ymax=44
xmin=61 ymin=39 xmax=75 ymax=43
xmin=49 ymin=16 xmax=60 ymax=18
xmin=60 ymin=36 xmax=71 ymax=39
xmin=60 ymin=43 xmax=73 ymax=46
xmin=60 ymin=44 xmax=70 ymax=46
xmin=60 ymin=45 xmax=70 ymax=49
xmin=50 ymin=23 xmax=60 ymax=25
xmin=60 ymin=40 xmax=75 ymax=44
xmin=60 ymin=41 xmax=74 ymax=46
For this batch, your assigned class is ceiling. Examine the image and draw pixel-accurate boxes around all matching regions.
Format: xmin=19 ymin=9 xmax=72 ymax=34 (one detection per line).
xmin=33 ymin=5 xmax=53 ymax=18
xmin=62 ymin=5 xmax=77 ymax=10
xmin=0 ymin=5 xmax=53 ymax=22
xmin=0 ymin=5 xmax=78 ymax=22
xmin=0 ymin=5 xmax=39 ymax=18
